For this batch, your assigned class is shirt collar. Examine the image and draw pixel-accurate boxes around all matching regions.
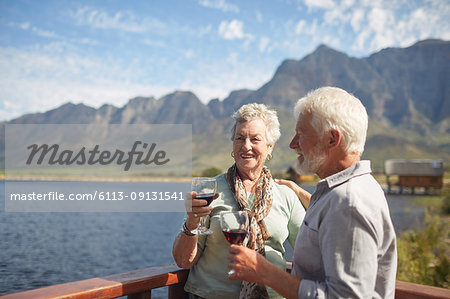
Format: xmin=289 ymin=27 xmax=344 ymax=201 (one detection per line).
xmin=317 ymin=160 xmax=372 ymax=189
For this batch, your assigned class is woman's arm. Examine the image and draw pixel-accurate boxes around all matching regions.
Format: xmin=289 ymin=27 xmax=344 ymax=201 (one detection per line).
xmin=275 ymin=179 xmax=311 ymax=209
xmin=172 ymin=216 xmax=201 ymax=269
xmin=172 ymin=191 xmax=217 ymax=269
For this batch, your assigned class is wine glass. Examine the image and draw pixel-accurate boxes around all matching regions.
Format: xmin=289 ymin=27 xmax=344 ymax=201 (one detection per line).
xmin=220 ymin=210 xmax=249 ymax=275
xmin=192 ymin=177 xmax=217 ymax=235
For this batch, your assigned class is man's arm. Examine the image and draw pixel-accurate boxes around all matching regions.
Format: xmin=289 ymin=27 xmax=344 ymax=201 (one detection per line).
xmin=228 ymin=245 xmax=301 ymax=299
xmin=316 ymin=203 xmax=379 ymax=297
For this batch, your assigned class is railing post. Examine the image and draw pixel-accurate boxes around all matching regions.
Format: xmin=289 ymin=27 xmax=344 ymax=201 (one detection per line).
xmin=168 ymin=282 xmax=188 ymax=299
xmin=127 ymin=290 xmax=151 ymax=299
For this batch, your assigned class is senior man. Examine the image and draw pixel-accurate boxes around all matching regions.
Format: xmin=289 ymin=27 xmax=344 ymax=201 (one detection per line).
xmin=228 ymin=87 xmax=397 ymax=299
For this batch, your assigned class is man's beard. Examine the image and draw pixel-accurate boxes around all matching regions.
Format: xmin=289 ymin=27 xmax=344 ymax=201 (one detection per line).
xmin=295 ymin=144 xmax=327 ymax=175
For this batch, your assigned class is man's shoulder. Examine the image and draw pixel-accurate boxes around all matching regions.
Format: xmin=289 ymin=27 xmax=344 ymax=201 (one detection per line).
xmin=325 ymin=173 xmax=384 ymax=205
xmin=326 ymin=174 xmax=389 ymax=222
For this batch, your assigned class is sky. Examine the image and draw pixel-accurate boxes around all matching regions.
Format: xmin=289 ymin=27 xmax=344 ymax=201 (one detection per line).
xmin=0 ymin=0 xmax=449 ymax=122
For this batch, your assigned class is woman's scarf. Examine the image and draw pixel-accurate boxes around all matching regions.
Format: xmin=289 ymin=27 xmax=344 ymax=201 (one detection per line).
xmin=225 ymin=163 xmax=273 ymax=299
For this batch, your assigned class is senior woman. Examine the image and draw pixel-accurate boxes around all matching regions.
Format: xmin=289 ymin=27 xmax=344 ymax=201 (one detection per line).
xmin=172 ymin=103 xmax=306 ymax=299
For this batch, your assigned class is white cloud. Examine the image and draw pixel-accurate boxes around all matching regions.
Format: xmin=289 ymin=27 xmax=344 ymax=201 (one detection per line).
xmin=293 ymin=0 xmax=450 ymax=55
xmin=259 ymin=36 xmax=270 ymax=53
xmin=8 ymin=21 xmax=60 ymax=39
xmin=350 ymin=9 xmax=365 ymax=32
xmin=295 ymin=18 xmax=319 ymax=36
xmin=218 ymin=19 xmax=246 ymax=40
xmin=352 ymin=3 xmax=450 ymax=53
xmin=226 ymin=52 xmax=239 ymax=65
xmin=295 ymin=20 xmax=306 ymax=34
xmin=31 ymin=27 xmax=59 ymax=38
xmin=179 ymin=56 xmax=273 ymax=103
xmin=0 ymin=46 xmax=174 ymax=121
xmin=303 ymin=0 xmax=335 ymax=10
xmin=8 ymin=22 xmax=30 ymax=30
xmin=71 ymin=7 xmax=150 ymax=32
xmin=197 ymin=24 xmax=212 ymax=37
xmin=143 ymin=39 xmax=167 ymax=48
xmin=198 ymin=0 xmax=240 ymax=13
xmin=256 ymin=10 xmax=263 ymax=22
xmin=184 ymin=50 xmax=194 ymax=59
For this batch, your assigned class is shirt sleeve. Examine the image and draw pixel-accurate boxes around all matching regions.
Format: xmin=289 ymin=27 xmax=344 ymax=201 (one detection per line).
xmin=298 ymin=198 xmax=379 ymax=298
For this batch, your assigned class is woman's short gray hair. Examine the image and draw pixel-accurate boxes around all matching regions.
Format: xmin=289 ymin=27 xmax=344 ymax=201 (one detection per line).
xmin=294 ymin=87 xmax=368 ymax=156
xmin=231 ymin=103 xmax=281 ymax=145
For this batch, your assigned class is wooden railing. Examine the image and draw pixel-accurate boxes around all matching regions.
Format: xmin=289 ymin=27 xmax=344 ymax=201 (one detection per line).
xmin=1 ymin=264 xmax=188 ymax=299
xmin=2 ymin=264 xmax=450 ymax=298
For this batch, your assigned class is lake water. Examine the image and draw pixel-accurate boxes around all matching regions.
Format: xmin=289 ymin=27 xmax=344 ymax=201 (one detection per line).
xmin=0 ymin=181 xmax=426 ymax=297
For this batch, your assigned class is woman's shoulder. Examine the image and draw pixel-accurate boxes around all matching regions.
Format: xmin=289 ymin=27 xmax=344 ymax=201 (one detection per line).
xmin=214 ymin=172 xmax=226 ymax=181
xmin=213 ymin=173 xmax=232 ymax=199
xmin=214 ymin=173 xmax=229 ymax=190
xmin=272 ymin=181 xmax=297 ymax=198
xmin=270 ymin=180 xmax=305 ymax=221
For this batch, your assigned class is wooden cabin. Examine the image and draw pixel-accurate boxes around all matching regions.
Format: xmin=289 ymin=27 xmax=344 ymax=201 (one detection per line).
xmin=287 ymin=166 xmax=302 ymax=183
xmin=385 ymin=159 xmax=444 ymax=194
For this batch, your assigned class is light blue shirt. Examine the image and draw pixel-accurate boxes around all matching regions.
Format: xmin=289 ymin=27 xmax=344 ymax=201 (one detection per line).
xmin=292 ymin=161 xmax=397 ymax=299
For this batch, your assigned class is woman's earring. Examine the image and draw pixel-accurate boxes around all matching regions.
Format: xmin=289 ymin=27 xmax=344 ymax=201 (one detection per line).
xmin=231 ymin=151 xmax=235 ymax=158
xmin=267 ymin=153 xmax=272 ymax=161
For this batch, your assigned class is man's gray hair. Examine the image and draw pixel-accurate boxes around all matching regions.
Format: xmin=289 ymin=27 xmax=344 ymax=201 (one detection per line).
xmin=294 ymin=87 xmax=368 ymax=156
xmin=231 ymin=103 xmax=281 ymax=145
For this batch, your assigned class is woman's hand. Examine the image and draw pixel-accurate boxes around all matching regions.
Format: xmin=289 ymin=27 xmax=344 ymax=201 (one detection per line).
xmin=274 ymin=178 xmax=311 ymax=209
xmin=185 ymin=191 xmax=219 ymax=230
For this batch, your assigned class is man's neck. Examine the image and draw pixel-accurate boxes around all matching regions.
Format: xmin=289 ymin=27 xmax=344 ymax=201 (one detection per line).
xmin=317 ymin=153 xmax=360 ymax=180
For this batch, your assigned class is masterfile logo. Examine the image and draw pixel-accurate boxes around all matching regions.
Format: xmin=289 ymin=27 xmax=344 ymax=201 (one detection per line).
xmin=26 ymin=141 xmax=170 ymax=171
xmin=4 ymin=124 xmax=192 ymax=212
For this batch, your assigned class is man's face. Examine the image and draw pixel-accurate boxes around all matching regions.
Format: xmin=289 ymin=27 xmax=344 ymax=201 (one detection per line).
xmin=289 ymin=113 xmax=327 ymax=175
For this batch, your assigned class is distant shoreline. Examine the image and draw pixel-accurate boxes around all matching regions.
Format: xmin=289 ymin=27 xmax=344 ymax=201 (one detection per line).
xmin=0 ymin=174 xmax=191 ymax=182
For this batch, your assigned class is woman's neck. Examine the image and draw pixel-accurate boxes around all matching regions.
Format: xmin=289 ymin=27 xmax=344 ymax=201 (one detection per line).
xmin=237 ymin=167 xmax=262 ymax=192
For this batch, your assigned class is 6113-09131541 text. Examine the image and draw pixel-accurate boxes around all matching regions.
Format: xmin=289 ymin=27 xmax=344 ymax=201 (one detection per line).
xmin=9 ymin=191 xmax=185 ymax=201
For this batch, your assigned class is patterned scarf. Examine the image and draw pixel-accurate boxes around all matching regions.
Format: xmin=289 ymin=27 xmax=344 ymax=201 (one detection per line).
xmin=225 ymin=163 xmax=273 ymax=299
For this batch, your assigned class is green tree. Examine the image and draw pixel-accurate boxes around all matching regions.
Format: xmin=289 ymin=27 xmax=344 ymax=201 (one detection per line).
xmin=397 ymin=211 xmax=449 ymax=288
xmin=201 ymin=167 xmax=222 ymax=178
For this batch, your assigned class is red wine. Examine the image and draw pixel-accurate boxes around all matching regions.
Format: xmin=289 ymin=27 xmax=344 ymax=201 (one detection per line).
xmin=222 ymin=229 xmax=247 ymax=245
xmin=196 ymin=193 xmax=214 ymax=206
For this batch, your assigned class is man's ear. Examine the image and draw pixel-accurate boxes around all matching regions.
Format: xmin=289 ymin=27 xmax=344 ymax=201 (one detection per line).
xmin=328 ymin=129 xmax=341 ymax=149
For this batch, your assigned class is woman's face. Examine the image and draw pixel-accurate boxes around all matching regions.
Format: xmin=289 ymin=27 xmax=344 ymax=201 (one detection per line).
xmin=233 ymin=118 xmax=273 ymax=176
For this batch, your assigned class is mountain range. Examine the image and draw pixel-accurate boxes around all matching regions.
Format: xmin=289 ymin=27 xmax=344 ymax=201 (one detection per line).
xmin=2 ymin=39 xmax=449 ymax=174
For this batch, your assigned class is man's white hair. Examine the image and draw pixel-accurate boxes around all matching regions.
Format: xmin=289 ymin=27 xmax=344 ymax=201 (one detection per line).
xmin=231 ymin=103 xmax=281 ymax=145
xmin=294 ymin=87 xmax=368 ymax=156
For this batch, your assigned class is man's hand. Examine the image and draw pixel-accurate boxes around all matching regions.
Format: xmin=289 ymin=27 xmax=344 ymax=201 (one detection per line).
xmin=228 ymin=244 xmax=302 ymax=299
xmin=227 ymin=245 xmax=267 ymax=283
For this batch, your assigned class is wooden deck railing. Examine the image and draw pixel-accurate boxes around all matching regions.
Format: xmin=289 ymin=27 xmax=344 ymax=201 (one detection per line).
xmin=2 ymin=264 xmax=449 ymax=299
xmin=1 ymin=264 xmax=189 ymax=299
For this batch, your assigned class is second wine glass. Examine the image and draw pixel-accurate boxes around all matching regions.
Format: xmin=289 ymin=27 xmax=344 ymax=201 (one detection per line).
xmin=220 ymin=210 xmax=249 ymax=275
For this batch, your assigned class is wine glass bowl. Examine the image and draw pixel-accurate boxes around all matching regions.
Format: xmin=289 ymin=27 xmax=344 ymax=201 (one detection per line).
xmin=192 ymin=177 xmax=217 ymax=235
xmin=220 ymin=211 xmax=249 ymax=276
